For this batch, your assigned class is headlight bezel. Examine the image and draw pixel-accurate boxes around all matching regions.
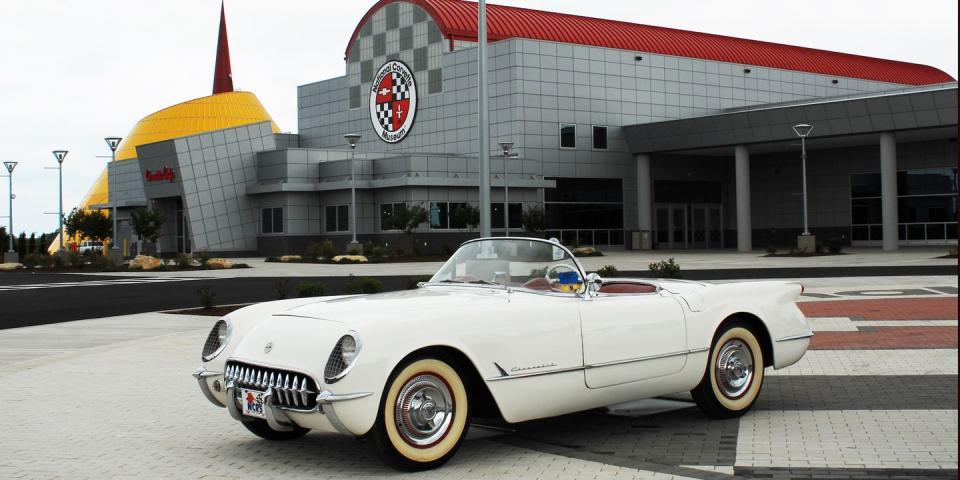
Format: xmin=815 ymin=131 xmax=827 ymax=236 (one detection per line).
xmin=201 ymin=318 xmax=233 ymax=362
xmin=324 ymin=331 xmax=362 ymax=384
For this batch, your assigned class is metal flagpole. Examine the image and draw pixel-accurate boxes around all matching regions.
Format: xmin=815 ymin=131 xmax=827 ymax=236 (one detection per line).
xmin=478 ymin=0 xmax=491 ymax=238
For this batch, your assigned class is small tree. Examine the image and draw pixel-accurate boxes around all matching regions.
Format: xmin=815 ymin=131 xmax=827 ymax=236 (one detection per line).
xmin=130 ymin=206 xmax=167 ymax=255
xmin=27 ymin=233 xmax=36 ymax=254
xmin=17 ymin=232 xmax=27 ymax=257
xmin=65 ymin=208 xmax=112 ymax=242
xmin=521 ymin=206 xmax=548 ymax=233
xmin=451 ymin=204 xmax=480 ymax=231
xmin=392 ymin=204 xmax=429 ymax=233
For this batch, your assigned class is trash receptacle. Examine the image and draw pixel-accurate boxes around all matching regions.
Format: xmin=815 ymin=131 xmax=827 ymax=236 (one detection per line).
xmin=640 ymin=230 xmax=652 ymax=250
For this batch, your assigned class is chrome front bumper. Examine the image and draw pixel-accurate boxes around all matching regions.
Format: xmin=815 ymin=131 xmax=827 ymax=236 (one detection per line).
xmin=192 ymin=366 xmax=372 ymax=435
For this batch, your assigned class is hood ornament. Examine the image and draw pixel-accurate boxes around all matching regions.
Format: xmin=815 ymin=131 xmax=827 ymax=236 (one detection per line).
xmin=264 ymin=342 xmax=273 ymax=354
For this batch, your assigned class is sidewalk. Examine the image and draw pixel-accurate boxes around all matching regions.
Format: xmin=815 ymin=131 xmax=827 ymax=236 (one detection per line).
xmin=67 ymin=246 xmax=957 ymax=279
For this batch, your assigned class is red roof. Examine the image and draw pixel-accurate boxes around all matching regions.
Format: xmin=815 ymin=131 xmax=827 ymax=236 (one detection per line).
xmin=346 ymin=0 xmax=954 ymax=86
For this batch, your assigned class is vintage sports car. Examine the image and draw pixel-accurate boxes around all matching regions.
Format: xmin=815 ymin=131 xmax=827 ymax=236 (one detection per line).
xmin=193 ymin=237 xmax=812 ymax=471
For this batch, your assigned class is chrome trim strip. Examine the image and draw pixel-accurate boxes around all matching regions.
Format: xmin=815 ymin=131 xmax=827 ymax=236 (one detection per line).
xmin=776 ymin=332 xmax=814 ymax=342
xmin=584 ymin=348 xmax=708 ymax=369
xmin=486 ymin=365 xmax=585 ymax=381
xmin=486 ymin=348 xmax=709 ymax=382
xmin=192 ymin=367 xmax=224 ymax=408
xmin=317 ymin=390 xmax=373 ymax=403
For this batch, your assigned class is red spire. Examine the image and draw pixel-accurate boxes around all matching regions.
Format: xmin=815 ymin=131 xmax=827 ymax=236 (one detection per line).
xmin=212 ymin=1 xmax=234 ymax=94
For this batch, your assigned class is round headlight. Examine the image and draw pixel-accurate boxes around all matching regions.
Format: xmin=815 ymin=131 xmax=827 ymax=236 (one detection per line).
xmin=340 ymin=335 xmax=357 ymax=364
xmin=202 ymin=318 xmax=232 ymax=361
xmin=324 ymin=332 xmax=362 ymax=383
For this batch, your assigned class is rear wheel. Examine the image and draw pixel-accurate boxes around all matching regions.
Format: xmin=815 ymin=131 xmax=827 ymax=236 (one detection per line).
xmin=371 ymin=357 xmax=470 ymax=471
xmin=691 ymin=323 xmax=765 ymax=418
xmin=241 ymin=419 xmax=310 ymax=440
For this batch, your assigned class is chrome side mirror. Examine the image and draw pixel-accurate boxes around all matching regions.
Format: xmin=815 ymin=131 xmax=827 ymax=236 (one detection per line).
xmin=585 ymin=273 xmax=603 ymax=296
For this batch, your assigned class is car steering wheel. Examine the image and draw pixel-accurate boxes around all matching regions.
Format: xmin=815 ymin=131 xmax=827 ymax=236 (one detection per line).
xmin=545 ymin=264 xmax=579 ymax=290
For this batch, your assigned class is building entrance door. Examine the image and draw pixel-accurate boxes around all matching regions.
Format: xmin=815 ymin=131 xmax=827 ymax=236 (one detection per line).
xmin=175 ymin=199 xmax=190 ymax=254
xmin=655 ymin=204 xmax=723 ymax=249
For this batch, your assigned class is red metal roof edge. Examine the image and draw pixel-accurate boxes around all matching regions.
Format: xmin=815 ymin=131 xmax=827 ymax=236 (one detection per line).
xmin=344 ymin=0 xmax=954 ymax=86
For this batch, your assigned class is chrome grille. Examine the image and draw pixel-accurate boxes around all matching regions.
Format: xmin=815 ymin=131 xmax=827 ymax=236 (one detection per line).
xmin=224 ymin=361 xmax=318 ymax=410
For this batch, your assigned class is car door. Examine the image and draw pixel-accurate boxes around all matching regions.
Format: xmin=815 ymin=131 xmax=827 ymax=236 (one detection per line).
xmin=580 ymin=289 xmax=688 ymax=388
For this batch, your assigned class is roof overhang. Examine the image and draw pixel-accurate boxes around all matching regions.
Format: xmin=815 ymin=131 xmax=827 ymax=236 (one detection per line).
xmin=625 ymin=83 xmax=958 ymax=156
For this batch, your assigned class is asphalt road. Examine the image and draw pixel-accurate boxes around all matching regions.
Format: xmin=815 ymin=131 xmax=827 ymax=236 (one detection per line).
xmin=0 ymin=264 xmax=953 ymax=329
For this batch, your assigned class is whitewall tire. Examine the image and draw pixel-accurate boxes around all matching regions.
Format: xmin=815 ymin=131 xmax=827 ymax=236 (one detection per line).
xmin=691 ymin=323 xmax=765 ymax=418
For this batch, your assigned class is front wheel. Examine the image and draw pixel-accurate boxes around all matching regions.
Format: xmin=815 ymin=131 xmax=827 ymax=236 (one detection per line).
xmin=691 ymin=323 xmax=765 ymax=418
xmin=371 ymin=357 xmax=470 ymax=471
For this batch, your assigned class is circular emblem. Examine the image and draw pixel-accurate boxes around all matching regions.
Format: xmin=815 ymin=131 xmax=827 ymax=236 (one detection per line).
xmin=264 ymin=342 xmax=273 ymax=354
xmin=369 ymin=60 xmax=418 ymax=143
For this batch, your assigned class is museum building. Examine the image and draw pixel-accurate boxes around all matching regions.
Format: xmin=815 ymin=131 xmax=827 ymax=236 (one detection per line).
xmin=80 ymin=0 xmax=957 ymax=256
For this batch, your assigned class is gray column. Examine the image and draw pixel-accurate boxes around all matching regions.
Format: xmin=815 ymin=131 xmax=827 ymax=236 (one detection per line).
xmin=735 ymin=145 xmax=752 ymax=252
xmin=636 ymin=154 xmax=652 ymax=231
xmin=880 ymin=132 xmax=898 ymax=251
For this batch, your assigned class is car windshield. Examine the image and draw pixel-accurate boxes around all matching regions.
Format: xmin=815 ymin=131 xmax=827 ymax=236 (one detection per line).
xmin=429 ymin=238 xmax=584 ymax=293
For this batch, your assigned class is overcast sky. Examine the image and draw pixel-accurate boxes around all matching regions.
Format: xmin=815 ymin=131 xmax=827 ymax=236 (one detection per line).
xmin=1 ymin=0 xmax=956 ymax=236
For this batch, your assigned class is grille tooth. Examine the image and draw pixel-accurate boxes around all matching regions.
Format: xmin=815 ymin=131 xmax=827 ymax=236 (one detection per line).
xmin=300 ymin=381 xmax=309 ymax=405
xmin=269 ymin=372 xmax=276 ymax=389
xmin=244 ymin=368 xmax=251 ymax=386
xmin=291 ymin=377 xmax=300 ymax=407
xmin=283 ymin=374 xmax=292 ymax=405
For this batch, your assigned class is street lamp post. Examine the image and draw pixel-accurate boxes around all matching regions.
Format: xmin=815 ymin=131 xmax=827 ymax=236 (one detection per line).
xmin=3 ymin=161 xmax=17 ymax=261
xmin=344 ymin=133 xmax=361 ymax=246
xmin=498 ymin=142 xmax=517 ymax=235
xmin=792 ymin=124 xmax=814 ymax=251
xmin=104 ymin=137 xmax=122 ymax=252
xmin=792 ymin=124 xmax=813 ymax=235
xmin=52 ymin=150 xmax=68 ymax=251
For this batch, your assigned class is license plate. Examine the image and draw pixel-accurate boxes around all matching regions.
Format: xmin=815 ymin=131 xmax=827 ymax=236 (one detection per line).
xmin=240 ymin=388 xmax=266 ymax=419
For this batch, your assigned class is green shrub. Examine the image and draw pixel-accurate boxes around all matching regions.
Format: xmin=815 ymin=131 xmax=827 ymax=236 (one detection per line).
xmin=265 ymin=256 xmax=281 ymax=263
xmin=597 ymin=265 xmax=619 ymax=278
xmin=275 ymin=280 xmax=290 ymax=300
xmin=406 ymin=275 xmax=432 ymax=289
xmin=232 ymin=263 xmax=250 ymax=269
xmin=52 ymin=254 xmax=66 ymax=268
xmin=305 ymin=242 xmax=322 ymax=260
xmin=68 ymin=252 xmax=82 ymax=268
xmin=175 ymin=253 xmax=192 ymax=269
xmin=22 ymin=254 xmax=40 ymax=268
xmin=362 ymin=241 xmax=375 ymax=257
xmin=193 ymin=251 xmax=211 ymax=265
xmin=91 ymin=254 xmax=113 ymax=270
xmin=370 ymin=245 xmax=384 ymax=259
xmin=320 ymin=240 xmax=336 ymax=259
xmin=297 ymin=282 xmax=326 ymax=298
xmin=649 ymin=258 xmax=681 ymax=278
xmin=345 ymin=276 xmax=382 ymax=294
xmin=827 ymin=238 xmax=845 ymax=254
xmin=196 ymin=287 xmax=216 ymax=309
xmin=766 ymin=245 xmax=778 ymax=254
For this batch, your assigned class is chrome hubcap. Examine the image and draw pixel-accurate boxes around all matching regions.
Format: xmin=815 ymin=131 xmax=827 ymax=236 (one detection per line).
xmin=716 ymin=339 xmax=754 ymax=398
xmin=395 ymin=374 xmax=454 ymax=446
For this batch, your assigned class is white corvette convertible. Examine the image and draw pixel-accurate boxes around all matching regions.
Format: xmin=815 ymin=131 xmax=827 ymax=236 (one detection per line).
xmin=193 ymin=237 xmax=812 ymax=470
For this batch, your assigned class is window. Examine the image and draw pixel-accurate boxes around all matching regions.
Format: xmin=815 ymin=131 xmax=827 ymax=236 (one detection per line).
xmin=559 ymin=124 xmax=576 ymax=149
xmin=491 ymin=203 xmax=522 ymax=229
xmin=429 ymin=202 xmax=470 ymax=229
xmin=325 ymin=205 xmax=349 ymax=232
xmin=850 ymin=167 xmax=958 ymax=243
xmin=261 ymin=207 xmax=284 ymax=234
xmin=592 ymin=126 xmax=608 ymax=150
xmin=380 ymin=202 xmax=405 ymax=231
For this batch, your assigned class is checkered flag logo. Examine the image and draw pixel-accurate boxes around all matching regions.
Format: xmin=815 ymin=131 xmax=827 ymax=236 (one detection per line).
xmin=391 ymin=72 xmax=410 ymax=100
xmin=375 ymin=102 xmax=393 ymax=130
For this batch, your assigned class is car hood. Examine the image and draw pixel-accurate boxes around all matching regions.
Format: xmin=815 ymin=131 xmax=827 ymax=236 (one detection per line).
xmin=274 ymin=286 xmax=509 ymax=325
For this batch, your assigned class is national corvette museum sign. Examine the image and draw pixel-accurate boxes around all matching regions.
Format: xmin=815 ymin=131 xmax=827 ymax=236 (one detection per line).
xmin=370 ymin=60 xmax=418 ymax=143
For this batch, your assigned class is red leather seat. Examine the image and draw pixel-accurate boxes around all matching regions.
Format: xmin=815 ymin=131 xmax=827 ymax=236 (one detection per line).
xmin=521 ymin=277 xmax=553 ymax=291
xmin=599 ymin=283 xmax=656 ymax=294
